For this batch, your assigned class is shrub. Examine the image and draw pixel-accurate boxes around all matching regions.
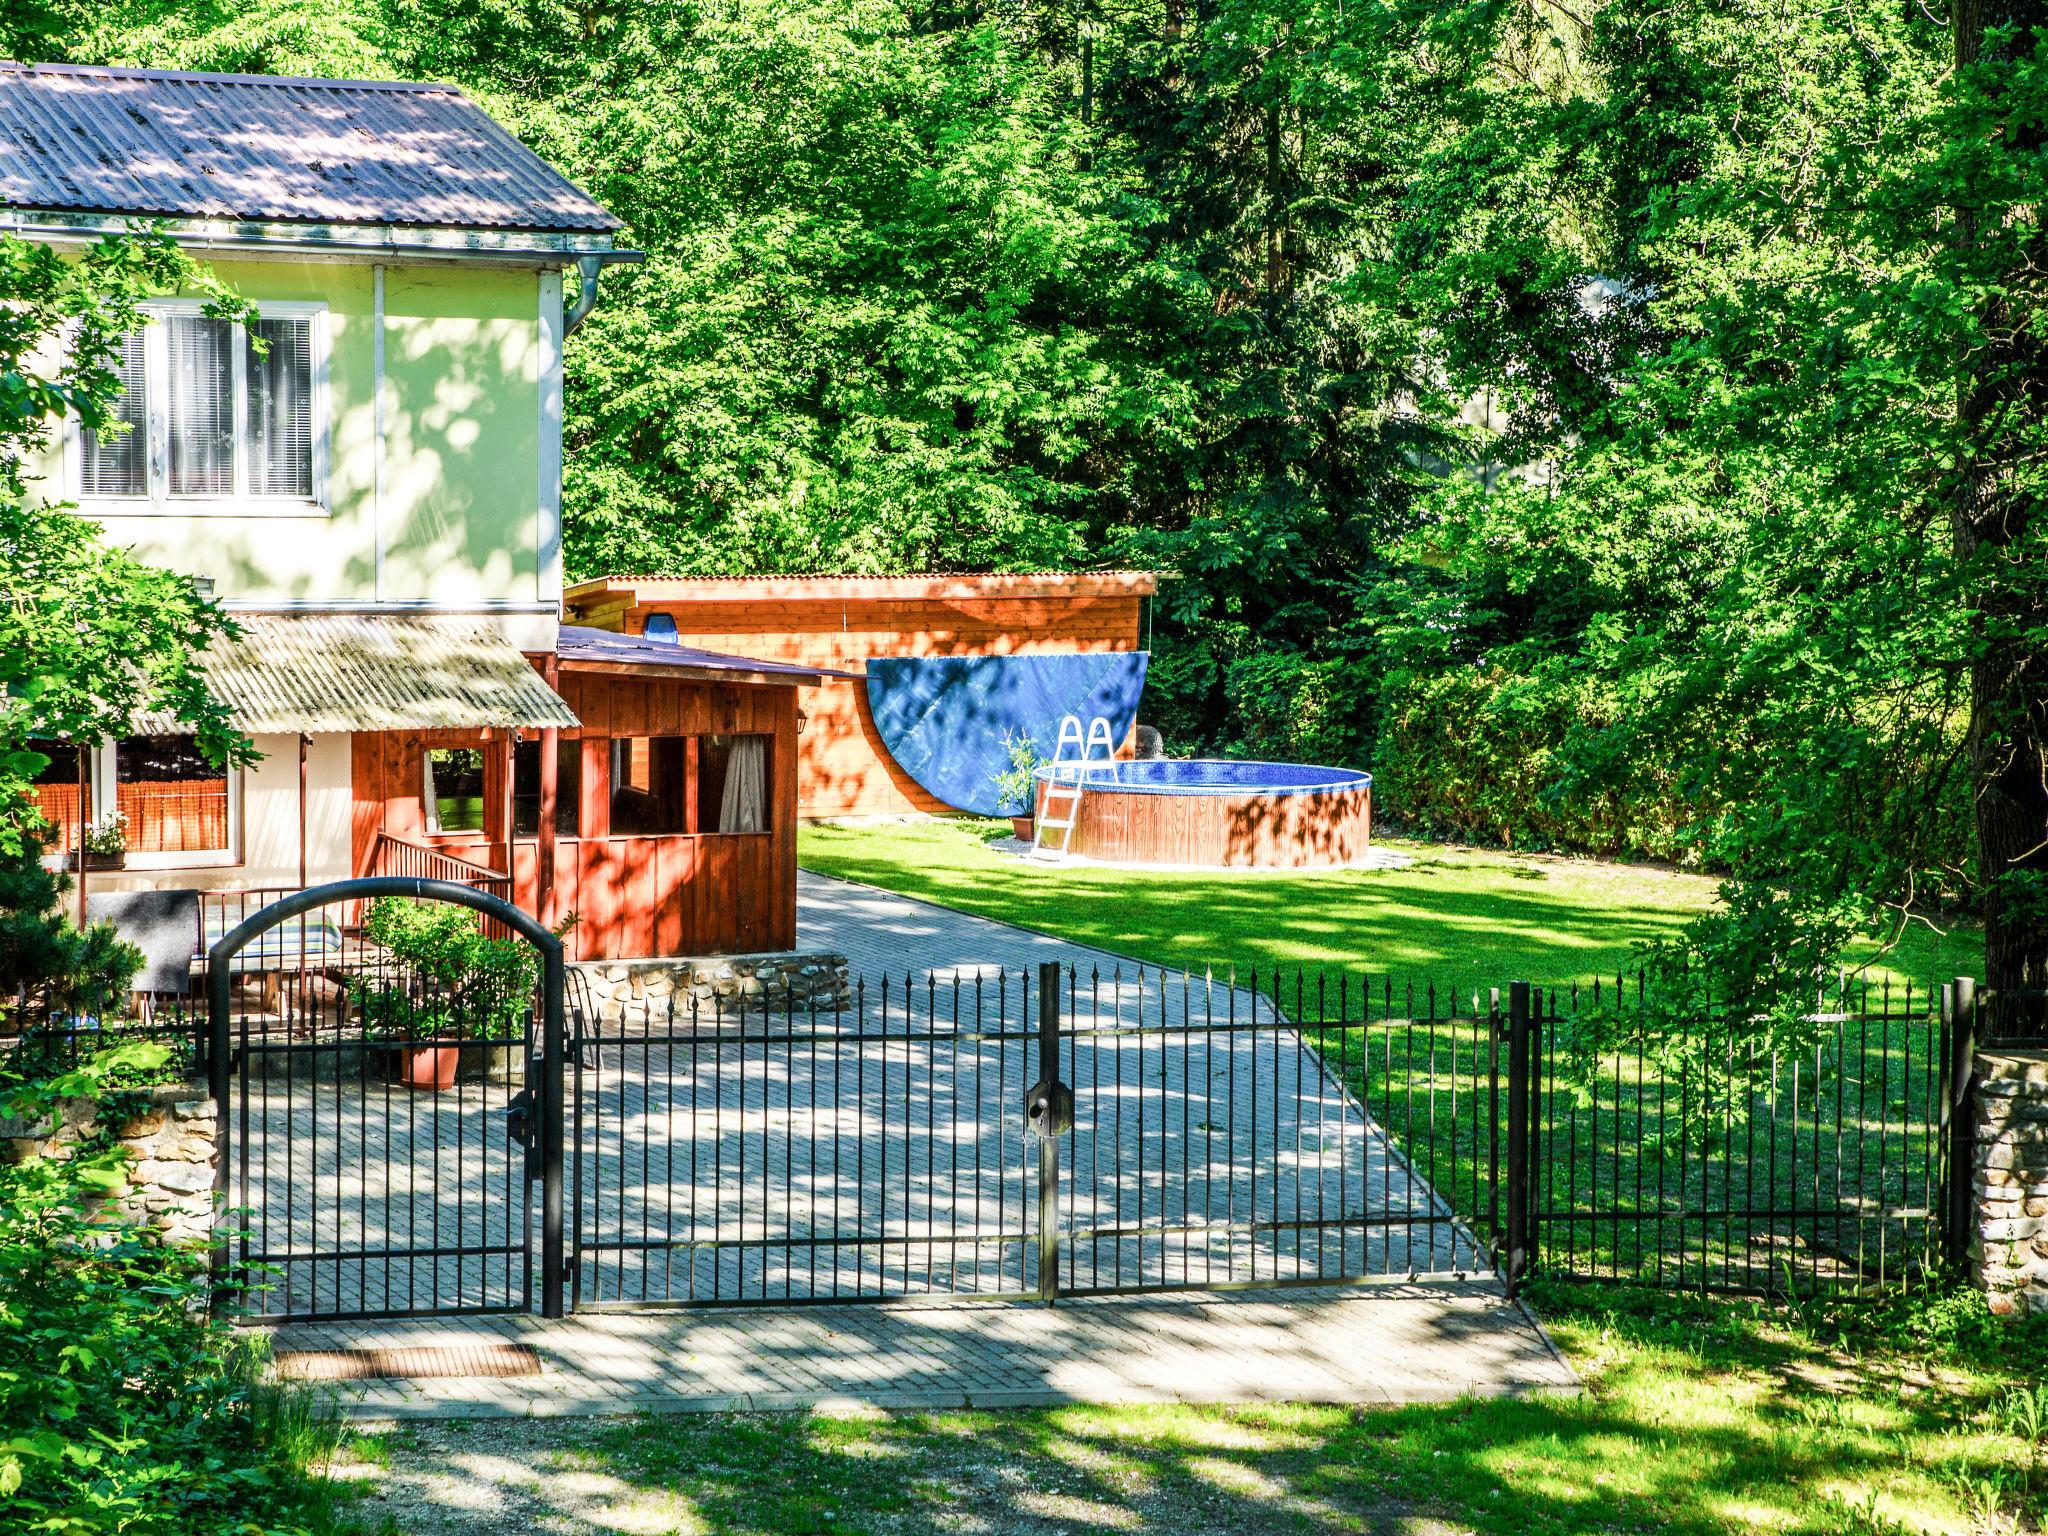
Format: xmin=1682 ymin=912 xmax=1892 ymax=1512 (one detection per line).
xmin=353 ymin=896 xmax=538 ymax=1042
xmin=0 ymin=1045 xmax=344 ymax=1534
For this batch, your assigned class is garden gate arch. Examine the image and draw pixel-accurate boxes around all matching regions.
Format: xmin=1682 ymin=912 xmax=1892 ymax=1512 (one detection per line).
xmin=206 ymin=877 xmax=566 ymax=1321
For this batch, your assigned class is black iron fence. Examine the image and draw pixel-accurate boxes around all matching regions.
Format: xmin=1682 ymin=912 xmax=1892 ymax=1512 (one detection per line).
xmin=8 ymin=921 xmax=1981 ymax=1319
xmin=563 ymin=963 xmax=1966 ymax=1309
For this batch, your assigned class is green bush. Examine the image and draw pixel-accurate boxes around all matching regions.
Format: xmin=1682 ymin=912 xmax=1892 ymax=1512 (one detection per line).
xmin=353 ymin=897 xmax=538 ymax=1043
xmin=1375 ymin=666 xmax=1709 ymax=861
xmin=0 ymin=1045 xmax=345 ymax=1535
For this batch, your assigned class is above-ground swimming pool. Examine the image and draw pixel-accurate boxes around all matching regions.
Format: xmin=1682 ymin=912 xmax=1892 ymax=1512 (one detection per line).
xmin=1034 ymin=759 xmax=1373 ymax=869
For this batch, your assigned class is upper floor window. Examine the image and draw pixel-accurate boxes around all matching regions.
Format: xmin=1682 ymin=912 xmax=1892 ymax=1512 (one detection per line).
xmin=75 ymin=303 xmax=327 ymax=511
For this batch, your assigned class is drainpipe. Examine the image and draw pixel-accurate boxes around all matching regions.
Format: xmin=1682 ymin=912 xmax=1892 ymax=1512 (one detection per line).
xmin=564 ymin=255 xmax=606 ymax=335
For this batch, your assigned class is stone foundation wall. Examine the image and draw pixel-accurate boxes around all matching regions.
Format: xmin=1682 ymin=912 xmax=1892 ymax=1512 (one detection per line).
xmin=572 ymin=951 xmax=851 ymax=1022
xmin=1973 ymin=1049 xmax=2048 ymax=1316
xmin=0 ymin=1081 xmax=217 ymax=1246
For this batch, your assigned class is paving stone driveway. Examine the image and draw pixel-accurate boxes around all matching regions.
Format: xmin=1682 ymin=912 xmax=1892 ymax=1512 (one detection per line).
xmin=252 ymin=873 xmax=1572 ymax=1412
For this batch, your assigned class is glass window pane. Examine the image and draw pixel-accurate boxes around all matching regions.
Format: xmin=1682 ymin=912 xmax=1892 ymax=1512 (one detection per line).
xmin=246 ymin=317 xmax=313 ymax=497
xmin=425 ymin=748 xmax=487 ymax=833
xmin=610 ymin=737 xmax=691 ymax=836
xmin=79 ymin=329 xmax=146 ymax=497
xmin=512 ymin=738 xmax=582 ymax=836
xmin=167 ymin=315 xmax=234 ymax=496
xmin=699 ymin=734 xmax=771 ymax=833
xmin=115 ymin=735 xmax=229 ymax=854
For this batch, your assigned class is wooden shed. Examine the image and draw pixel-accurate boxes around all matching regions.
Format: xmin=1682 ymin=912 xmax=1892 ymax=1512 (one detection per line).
xmin=563 ymin=573 xmax=1159 ymax=818
xmin=348 ymin=626 xmax=849 ymax=961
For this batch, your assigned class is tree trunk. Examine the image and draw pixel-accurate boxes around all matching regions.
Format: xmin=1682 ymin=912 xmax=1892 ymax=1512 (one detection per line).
xmin=1955 ymin=0 xmax=2048 ymax=1029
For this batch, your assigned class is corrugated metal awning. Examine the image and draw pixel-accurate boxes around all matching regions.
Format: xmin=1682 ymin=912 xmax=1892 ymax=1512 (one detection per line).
xmin=134 ymin=615 xmax=578 ymax=735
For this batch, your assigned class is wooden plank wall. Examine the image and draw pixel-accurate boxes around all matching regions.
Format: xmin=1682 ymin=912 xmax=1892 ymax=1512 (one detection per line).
xmin=349 ymin=672 xmax=799 ymax=963
xmin=585 ymin=594 xmax=1145 ymax=818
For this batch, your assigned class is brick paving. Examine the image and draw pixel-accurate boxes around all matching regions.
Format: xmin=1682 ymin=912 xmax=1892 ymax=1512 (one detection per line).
xmin=271 ymin=1280 xmax=1573 ymax=1418
xmin=242 ymin=873 xmax=1571 ymax=1416
xmin=234 ymin=873 xmax=1484 ymax=1316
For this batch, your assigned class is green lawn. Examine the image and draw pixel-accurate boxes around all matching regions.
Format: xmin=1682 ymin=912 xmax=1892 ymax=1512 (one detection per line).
xmin=798 ymin=819 xmax=1980 ymax=991
xmin=344 ymin=1283 xmax=2045 ymax=1535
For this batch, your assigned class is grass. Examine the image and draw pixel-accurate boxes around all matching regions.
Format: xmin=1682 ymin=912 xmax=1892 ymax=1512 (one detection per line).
xmin=339 ymin=1283 xmax=2048 ymax=1535
xmin=797 ymin=820 xmax=1980 ymax=990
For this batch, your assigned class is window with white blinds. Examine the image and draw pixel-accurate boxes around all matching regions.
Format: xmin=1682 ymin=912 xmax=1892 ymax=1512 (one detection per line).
xmin=77 ymin=329 xmax=147 ymax=497
xmin=167 ymin=316 xmax=234 ymax=496
xmin=246 ymin=318 xmax=313 ymax=497
xmin=75 ymin=305 xmax=323 ymax=508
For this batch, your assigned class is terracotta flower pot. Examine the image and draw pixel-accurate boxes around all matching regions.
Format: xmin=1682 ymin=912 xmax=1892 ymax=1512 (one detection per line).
xmin=399 ymin=1043 xmax=461 ymax=1091
xmin=1011 ymin=816 xmax=1034 ymax=841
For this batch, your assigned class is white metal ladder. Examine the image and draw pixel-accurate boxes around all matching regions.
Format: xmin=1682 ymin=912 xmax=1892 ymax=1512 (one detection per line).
xmin=1031 ymin=713 xmax=1120 ymax=861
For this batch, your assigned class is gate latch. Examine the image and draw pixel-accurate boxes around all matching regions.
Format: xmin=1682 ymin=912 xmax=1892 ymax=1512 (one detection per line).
xmin=1024 ymin=1076 xmax=1073 ymax=1138
xmin=505 ymin=1088 xmax=536 ymax=1153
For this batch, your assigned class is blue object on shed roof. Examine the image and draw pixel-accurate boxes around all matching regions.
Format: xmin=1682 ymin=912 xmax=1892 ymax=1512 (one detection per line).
xmin=0 ymin=61 xmax=620 ymax=232
xmin=642 ymin=613 xmax=680 ymax=642
xmin=557 ymin=625 xmax=858 ymax=684
xmin=865 ymin=652 xmax=1149 ymax=817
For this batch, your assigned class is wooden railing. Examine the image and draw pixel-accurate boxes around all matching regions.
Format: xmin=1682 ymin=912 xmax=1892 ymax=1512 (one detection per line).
xmin=369 ymin=832 xmax=514 ymax=903
xmin=370 ymin=833 xmax=517 ymax=937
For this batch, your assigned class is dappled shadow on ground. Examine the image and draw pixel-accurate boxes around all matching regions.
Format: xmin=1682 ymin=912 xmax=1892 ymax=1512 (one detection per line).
xmin=333 ymin=1285 xmax=2025 ymax=1536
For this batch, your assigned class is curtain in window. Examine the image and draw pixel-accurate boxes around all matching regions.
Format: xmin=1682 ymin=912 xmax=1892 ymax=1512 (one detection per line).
xmin=116 ymin=735 xmax=229 ymax=854
xmin=246 ymin=317 xmax=313 ymax=496
xmin=718 ymin=736 xmax=767 ymax=833
xmin=79 ymin=329 xmax=146 ymax=496
xmin=167 ymin=316 xmax=234 ymax=495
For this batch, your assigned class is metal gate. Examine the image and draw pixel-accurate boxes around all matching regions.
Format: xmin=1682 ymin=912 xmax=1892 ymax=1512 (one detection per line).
xmin=207 ymin=878 xmax=566 ymax=1323
xmin=567 ymin=963 xmax=1506 ymax=1308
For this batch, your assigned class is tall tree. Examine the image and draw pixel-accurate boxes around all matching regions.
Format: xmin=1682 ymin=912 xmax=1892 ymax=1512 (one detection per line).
xmin=0 ymin=231 xmax=250 ymax=854
xmin=1949 ymin=0 xmax=2048 ymax=1006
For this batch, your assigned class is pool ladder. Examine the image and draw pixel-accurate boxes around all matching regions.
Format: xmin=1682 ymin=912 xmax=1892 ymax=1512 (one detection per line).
xmin=1031 ymin=714 xmax=1120 ymax=862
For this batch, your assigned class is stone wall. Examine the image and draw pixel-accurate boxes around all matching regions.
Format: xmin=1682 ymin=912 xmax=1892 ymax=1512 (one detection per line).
xmin=0 ymin=1081 xmax=217 ymax=1246
xmin=572 ymin=951 xmax=851 ymax=1022
xmin=1973 ymin=1049 xmax=2048 ymax=1316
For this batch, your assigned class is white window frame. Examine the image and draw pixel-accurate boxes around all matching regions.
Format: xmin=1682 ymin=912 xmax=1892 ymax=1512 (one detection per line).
xmin=66 ymin=299 xmax=331 ymax=518
xmin=86 ymin=739 xmax=243 ymax=871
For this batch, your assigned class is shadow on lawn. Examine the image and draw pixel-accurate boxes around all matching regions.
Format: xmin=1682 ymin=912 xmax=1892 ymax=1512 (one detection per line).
xmin=352 ymin=1285 xmax=2033 ymax=1536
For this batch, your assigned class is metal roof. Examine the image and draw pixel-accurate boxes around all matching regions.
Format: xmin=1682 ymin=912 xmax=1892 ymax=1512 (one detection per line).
xmin=557 ymin=625 xmax=857 ymax=685
xmin=0 ymin=61 xmax=619 ymax=232
xmin=134 ymin=614 xmax=578 ymax=734
xmin=564 ymin=572 xmax=1164 ymax=605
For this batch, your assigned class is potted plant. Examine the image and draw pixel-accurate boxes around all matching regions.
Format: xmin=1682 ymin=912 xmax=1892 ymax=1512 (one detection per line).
xmin=992 ymin=731 xmax=1047 ymax=840
xmin=352 ymin=897 xmax=538 ymax=1091
xmin=72 ymin=812 xmax=128 ymax=871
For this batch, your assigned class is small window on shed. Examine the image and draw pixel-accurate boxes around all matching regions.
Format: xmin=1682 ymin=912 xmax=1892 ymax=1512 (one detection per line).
xmin=609 ymin=737 xmax=691 ymax=836
xmin=512 ymin=738 xmax=582 ymax=837
xmin=423 ymin=748 xmax=487 ymax=834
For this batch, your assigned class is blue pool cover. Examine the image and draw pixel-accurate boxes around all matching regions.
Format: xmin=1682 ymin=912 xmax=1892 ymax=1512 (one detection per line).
xmin=1034 ymin=759 xmax=1371 ymax=797
xmin=866 ymin=652 xmax=1149 ymax=816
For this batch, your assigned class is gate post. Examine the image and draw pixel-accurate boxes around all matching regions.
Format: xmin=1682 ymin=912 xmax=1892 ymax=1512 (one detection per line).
xmin=1034 ymin=961 xmax=1064 ymax=1304
xmin=1487 ymin=987 xmax=1501 ymax=1260
xmin=1944 ymin=977 xmax=1977 ymax=1275
xmin=1504 ymin=981 xmax=1533 ymax=1298
xmin=207 ymin=944 xmax=233 ymax=1315
xmin=541 ymin=943 xmax=567 ymax=1319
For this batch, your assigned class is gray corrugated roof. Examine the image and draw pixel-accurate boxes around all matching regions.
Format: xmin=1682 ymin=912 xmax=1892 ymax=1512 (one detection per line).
xmin=0 ymin=61 xmax=618 ymax=232
xmin=133 ymin=614 xmax=579 ymax=734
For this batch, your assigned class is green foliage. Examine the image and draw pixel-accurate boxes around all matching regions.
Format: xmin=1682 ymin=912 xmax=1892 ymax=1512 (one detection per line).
xmin=0 ymin=822 xmax=143 ymax=1008
xmin=989 ymin=731 xmax=1047 ymax=819
xmin=0 ymin=229 xmax=253 ymax=856
xmin=23 ymin=0 xmax=2041 ymax=998
xmin=354 ymin=897 xmax=538 ymax=1042
xmin=0 ymin=1051 xmax=344 ymax=1535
